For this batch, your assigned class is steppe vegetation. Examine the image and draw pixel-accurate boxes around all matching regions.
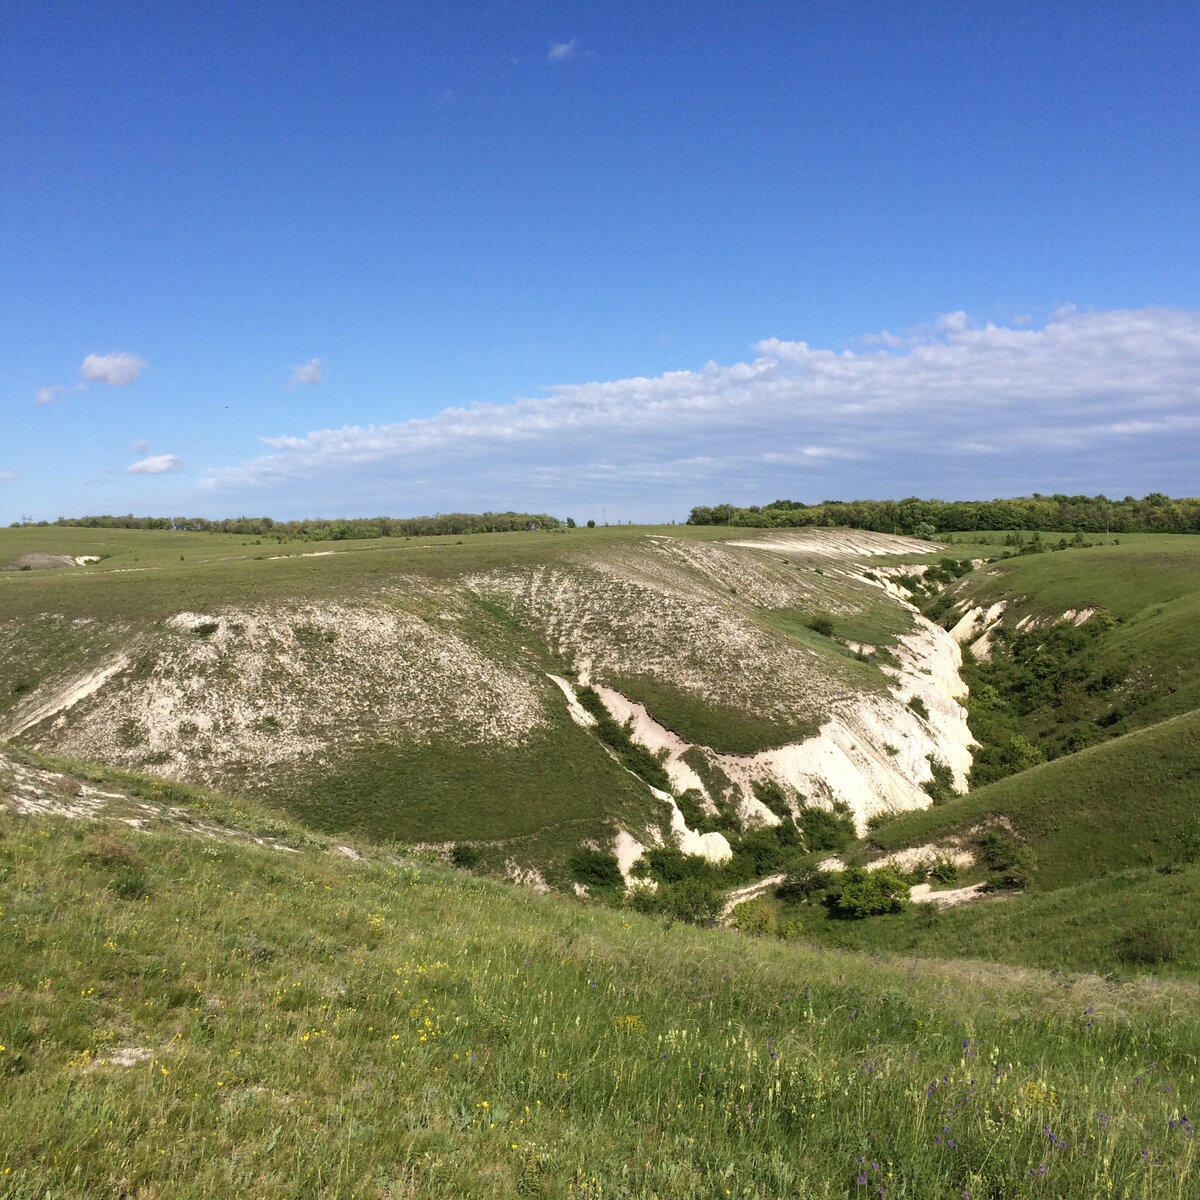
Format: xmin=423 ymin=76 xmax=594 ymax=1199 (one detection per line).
xmin=1 ymin=774 xmax=1197 ymax=1199
xmin=3 ymin=509 xmax=1200 ymax=1195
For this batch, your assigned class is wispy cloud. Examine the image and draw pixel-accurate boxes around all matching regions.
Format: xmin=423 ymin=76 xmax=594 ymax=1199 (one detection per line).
xmin=548 ymin=38 xmax=578 ymax=62
xmin=132 ymin=439 xmax=150 ymax=455
xmin=289 ymin=358 xmax=323 ymax=386
xmin=37 ymin=353 xmax=146 ymax=403
xmin=200 ymin=308 xmax=1200 ymax=518
xmin=0 ymin=468 xmax=21 ymax=482
xmin=126 ymin=454 xmax=184 ymax=475
xmin=81 ymin=352 xmax=147 ymax=386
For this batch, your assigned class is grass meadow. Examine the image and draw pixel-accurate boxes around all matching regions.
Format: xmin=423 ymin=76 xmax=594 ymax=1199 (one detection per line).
xmin=2 ymin=803 xmax=1199 ymax=1199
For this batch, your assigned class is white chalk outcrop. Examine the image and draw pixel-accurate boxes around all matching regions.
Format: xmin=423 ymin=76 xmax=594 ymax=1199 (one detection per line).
xmin=949 ymin=601 xmax=1008 ymax=659
xmin=553 ymin=573 xmax=975 ymax=839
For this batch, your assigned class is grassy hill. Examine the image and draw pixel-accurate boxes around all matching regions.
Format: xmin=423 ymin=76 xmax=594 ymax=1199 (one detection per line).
xmin=865 ymin=708 xmax=1200 ymax=891
xmin=5 ymin=521 xmax=1200 ymax=1196
xmin=2 ymin=750 xmax=1198 ymax=1199
xmin=0 ymin=524 xmax=954 ymax=883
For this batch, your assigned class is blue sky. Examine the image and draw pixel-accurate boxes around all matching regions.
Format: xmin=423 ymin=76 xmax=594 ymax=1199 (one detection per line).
xmin=4 ymin=1 xmax=1199 ymax=523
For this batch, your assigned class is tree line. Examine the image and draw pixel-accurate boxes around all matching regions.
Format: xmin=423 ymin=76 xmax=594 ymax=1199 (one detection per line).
xmin=22 ymin=511 xmax=568 ymax=539
xmin=686 ymin=493 xmax=1200 ymax=535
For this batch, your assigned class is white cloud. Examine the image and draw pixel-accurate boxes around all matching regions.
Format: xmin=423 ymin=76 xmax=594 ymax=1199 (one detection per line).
xmin=80 ymin=352 xmax=147 ymax=386
xmin=132 ymin=439 xmax=149 ymax=454
xmin=126 ymin=454 xmax=184 ymax=475
xmin=0 ymin=468 xmax=20 ymax=481
xmin=289 ymin=358 xmax=323 ymax=386
xmin=548 ymin=38 xmax=578 ymax=61
xmin=200 ymin=308 xmax=1200 ymax=518
xmin=35 ymin=386 xmax=61 ymax=404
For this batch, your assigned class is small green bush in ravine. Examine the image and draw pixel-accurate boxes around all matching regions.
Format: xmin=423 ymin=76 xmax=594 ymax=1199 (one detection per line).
xmin=797 ymin=800 xmax=856 ymax=853
xmin=566 ymin=846 xmax=624 ymax=892
xmin=835 ymin=866 xmax=910 ymax=918
xmin=908 ymin=695 xmax=930 ymax=720
xmin=806 ymin=614 xmax=835 ymax=638
xmin=929 ymin=857 xmax=960 ymax=884
xmin=626 ymin=875 xmax=725 ymax=925
xmin=675 ymin=788 xmax=711 ymax=831
xmin=450 ymin=843 xmax=482 ymax=870
xmin=974 ymin=831 xmax=1037 ymax=889
xmin=775 ymin=866 xmax=833 ymax=904
xmin=751 ymin=779 xmax=793 ymax=820
xmin=921 ymin=755 xmax=958 ymax=805
xmin=731 ymin=897 xmax=777 ymax=937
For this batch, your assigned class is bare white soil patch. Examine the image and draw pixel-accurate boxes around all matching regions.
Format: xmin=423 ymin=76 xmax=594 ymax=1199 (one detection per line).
xmin=102 ymin=1046 xmax=153 ymax=1068
xmin=11 ymin=602 xmax=544 ymax=787
xmin=871 ymin=843 xmax=975 ymax=873
xmin=714 ymin=615 xmax=973 ymax=832
xmin=7 ymin=656 xmax=132 ymax=738
xmin=949 ymin=601 xmax=1008 ymax=660
xmin=613 ymin=828 xmax=649 ymax=883
xmin=728 ymin=530 xmax=940 ymax=559
xmin=468 ymin=547 xmax=871 ymax=734
xmin=546 ymin=674 xmax=596 ymax=727
xmin=911 ymin=881 xmax=989 ymax=907
xmin=721 ymin=874 xmax=786 ymax=917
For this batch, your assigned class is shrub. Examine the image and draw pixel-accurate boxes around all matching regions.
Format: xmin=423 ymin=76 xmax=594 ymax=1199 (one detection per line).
xmin=639 ymin=845 xmax=711 ymax=884
xmin=108 ymin=868 xmax=151 ymax=900
xmin=627 ymin=876 xmax=724 ymax=925
xmin=921 ymin=755 xmax=958 ymax=805
xmin=835 ymin=866 xmax=910 ymax=918
xmin=751 ymin=779 xmax=793 ymax=820
xmin=450 ymin=843 xmax=482 ymax=870
xmin=798 ymin=801 xmax=856 ymax=853
xmin=908 ymin=695 xmax=930 ymax=720
xmin=566 ymin=847 xmax=624 ymax=891
xmin=975 ymin=831 xmax=1037 ymax=889
xmin=806 ymin=614 xmax=835 ymax=638
xmin=675 ymin=789 xmax=711 ymax=831
xmin=929 ymin=857 xmax=960 ymax=884
xmin=775 ymin=866 xmax=832 ymax=904
xmin=729 ymin=825 xmax=795 ymax=877
xmin=731 ymin=898 xmax=777 ymax=937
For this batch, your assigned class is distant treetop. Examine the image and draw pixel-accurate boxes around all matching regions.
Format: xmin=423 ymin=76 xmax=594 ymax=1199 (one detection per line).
xmin=28 ymin=511 xmax=566 ymax=538
xmin=685 ymin=494 xmax=1200 ymax=535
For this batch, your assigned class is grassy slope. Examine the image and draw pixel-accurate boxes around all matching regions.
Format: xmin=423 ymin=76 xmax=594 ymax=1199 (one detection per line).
xmin=0 ymin=526 xmax=918 ymax=860
xmin=2 ymin=792 xmax=1199 ymax=1199
xmin=783 ymin=861 xmax=1200 ymax=979
xmin=749 ymin=712 xmax=1200 ymax=979
xmin=865 ymin=708 xmax=1200 ymax=890
xmin=757 ymin=538 xmax=1200 ymax=977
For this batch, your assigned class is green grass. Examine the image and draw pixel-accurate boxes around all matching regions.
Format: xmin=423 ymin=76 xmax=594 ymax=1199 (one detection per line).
xmin=2 ymin=801 xmax=1199 ymax=1199
xmin=953 ymin=536 xmax=1200 ymax=623
xmin=866 ymin=708 xmax=1200 ymax=891
xmin=605 ymin=670 xmax=822 ymax=754
xmin=775 ymin=861 xmax=1200 ymax=980
xmin=271 ymin=719 xmax=663 ymax=849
